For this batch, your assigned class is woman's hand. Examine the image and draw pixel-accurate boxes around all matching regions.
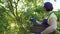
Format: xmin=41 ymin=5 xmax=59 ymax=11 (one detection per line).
xmin=35 ymin=32 xmax=41 ymax=34
xmin=30 ymin=18 xmax=36 ymax=23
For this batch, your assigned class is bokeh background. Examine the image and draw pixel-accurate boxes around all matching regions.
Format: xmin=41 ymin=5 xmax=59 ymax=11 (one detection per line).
xmin=0 ymin=0 xmax=60 ymax=34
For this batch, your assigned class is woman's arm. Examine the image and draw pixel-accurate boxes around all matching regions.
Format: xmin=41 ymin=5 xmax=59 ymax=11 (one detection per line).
xmin=36 ymin=20 xmax=42 ymax=24
xmin=30 ymin=18 xmax=42 ymax=24
xmin=41 ymin=18 xmax=57 ymax=34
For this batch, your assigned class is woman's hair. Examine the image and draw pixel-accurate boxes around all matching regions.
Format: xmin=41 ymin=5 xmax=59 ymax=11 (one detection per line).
xmin=44 ymin=2 xmax=53 ymax=11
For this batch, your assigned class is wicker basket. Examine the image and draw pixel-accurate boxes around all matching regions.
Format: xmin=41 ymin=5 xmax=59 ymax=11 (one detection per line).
xmin=30 ymin=24 xmax=56 ymax=34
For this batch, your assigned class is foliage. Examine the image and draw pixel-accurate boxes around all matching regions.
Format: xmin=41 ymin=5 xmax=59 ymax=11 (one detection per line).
xmin=0 ymin=0 xmax=60 ymax=34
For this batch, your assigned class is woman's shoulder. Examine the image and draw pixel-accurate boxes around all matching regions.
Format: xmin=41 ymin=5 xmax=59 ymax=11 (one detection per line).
xmin=49 ymin=13 xmax=57 ymax=20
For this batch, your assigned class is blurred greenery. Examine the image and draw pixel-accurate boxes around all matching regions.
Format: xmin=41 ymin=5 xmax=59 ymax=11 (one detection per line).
xmin=0 ymin=0 xmax=60 ymax=34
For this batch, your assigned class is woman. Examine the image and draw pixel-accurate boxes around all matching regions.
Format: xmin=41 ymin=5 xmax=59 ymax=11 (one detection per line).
xmin=30 ymin=2 xmax=57 ymax=34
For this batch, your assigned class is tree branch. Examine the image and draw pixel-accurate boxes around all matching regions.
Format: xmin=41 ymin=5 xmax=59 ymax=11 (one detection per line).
xmin=8 ymin=0 xmax=15 ymax=16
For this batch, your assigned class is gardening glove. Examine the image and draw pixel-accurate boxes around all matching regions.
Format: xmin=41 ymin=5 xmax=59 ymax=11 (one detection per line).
xmin=42 ymin=18 xmax=48 ymax=25
xmin=30 ymin=17 xmax=37 ymax=23
xmin=35 ymin=32 xmax=41 ymax=34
